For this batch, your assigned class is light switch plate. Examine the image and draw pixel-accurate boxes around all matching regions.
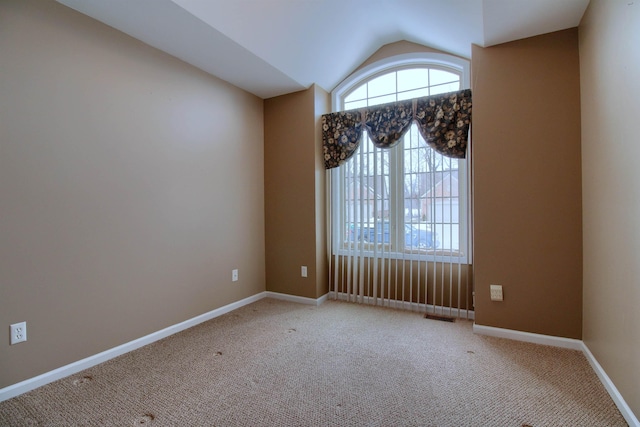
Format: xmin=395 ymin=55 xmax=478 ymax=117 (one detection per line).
xmin=490 ymin=284 xmax=503 ymax=301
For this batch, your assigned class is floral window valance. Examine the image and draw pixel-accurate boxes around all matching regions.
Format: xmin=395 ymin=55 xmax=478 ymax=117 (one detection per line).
xmin=321 ymin=89 xmax=472 ymax=169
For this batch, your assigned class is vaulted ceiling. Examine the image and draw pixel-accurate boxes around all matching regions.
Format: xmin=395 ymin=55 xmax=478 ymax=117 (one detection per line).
xmin=57 ymin=0 xmax=589 ymax=99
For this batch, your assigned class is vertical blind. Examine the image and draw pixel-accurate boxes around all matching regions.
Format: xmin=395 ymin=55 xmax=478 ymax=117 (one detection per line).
xmin=323 ymin=90 xmax=473 ymax=318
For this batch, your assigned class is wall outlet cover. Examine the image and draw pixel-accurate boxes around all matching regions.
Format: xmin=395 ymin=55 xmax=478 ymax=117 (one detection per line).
xmin=10 ymin=322 xmax=27 ymax=345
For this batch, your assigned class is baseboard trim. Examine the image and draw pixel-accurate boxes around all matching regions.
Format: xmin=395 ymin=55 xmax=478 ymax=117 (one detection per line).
xmin=472 ymin=324 xmax=583 ymax=350
xmin=0 ymin=292 xmax=268 ymax=403
xmin=580 ymin=342 xmax=640 ymax=427
xmin=317 ymin=292 xmax=329 ymax=305
xmin=473 ymin=323 xmax=639 ymax=426
xmin=0 ymin=290 xmax=330 ymax=402
xmin=265 ymin=291 xmax=328 ymax=306
xmin=3 ymin=295 xmax=637 ymax=426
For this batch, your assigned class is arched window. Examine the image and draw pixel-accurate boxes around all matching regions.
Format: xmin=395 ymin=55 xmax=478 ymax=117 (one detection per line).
xmin=333 ymin=52 xmax=470 ymax=110
xmin=330 ymin=52 xmax=471 ymax=264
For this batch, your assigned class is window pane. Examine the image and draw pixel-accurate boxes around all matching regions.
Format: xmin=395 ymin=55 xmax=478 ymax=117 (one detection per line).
xmin=345 ymin=99 xmax=367 ymax=110
xmin=343 ymin=133 xmax=391 ymax=248
xmin=430 ymin=82 xmax=460 ymax=96
xmin=429 ymin=69 xmax=459 ymax=86
xmin=398 ymin=124 xmax=463 ymax=252
xmin=345 ymin=85 xmax=367 ymax=103
xmin=367 ymin=72 xmax=396 ymax=98
xmin=397 ymin=68 xmax=429 ymax=92
xmin=367 ymin=93 xmax=396 ymax=107
xmin=397 ymin=87 xmax=429 ymax=101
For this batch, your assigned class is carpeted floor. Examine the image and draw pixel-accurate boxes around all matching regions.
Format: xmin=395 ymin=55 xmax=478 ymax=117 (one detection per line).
xmin=0 ymin=299 xmax=628 ymax=426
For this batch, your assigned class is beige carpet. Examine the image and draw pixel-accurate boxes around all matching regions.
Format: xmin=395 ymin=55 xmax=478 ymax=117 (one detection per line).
xmin=0 ymin=299 xmax=628 ymax=426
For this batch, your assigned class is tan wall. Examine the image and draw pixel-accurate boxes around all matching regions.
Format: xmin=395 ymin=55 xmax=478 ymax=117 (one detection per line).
xmin=314 ymin=85 xmax=331 ymax=298
xmin=579 ymin=0 xmax=640 ymax=416
xmin=264 ymin=85 xmax=329 ymax=299
xmin=355 ymin=40 xmax=447 ymax=71
xmin=0 ymin=0 xmax=265 ymax=388
xmin=472 ymin=29 xmax=583 ymax=338
xmin=343 ymin=41 xmax=466 ymax=91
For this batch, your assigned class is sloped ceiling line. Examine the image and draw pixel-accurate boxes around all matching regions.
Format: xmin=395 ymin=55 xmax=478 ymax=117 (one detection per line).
xmin=56 ymin=0 xmax=589 ymax=99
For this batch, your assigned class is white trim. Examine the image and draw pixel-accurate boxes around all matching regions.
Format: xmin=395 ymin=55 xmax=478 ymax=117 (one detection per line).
xmin=316 ymin=293 xmax=329 ymax=305
xmin=265 ymin=291 xmax=328 ymax=306
xmin=0 ymin=292 xmax=268 ymax=402
xmin=329 ymin=291 xmax=475 ymax=320
xmin=332 ymin=52 xmax=471 ymax=111
xmin=472 ymin=323 xmax=583 ymax=350
xmin=473 ymin=323 xmax=639 ymax=426
xmin=581 ymin=342 xmax=640 ymax=427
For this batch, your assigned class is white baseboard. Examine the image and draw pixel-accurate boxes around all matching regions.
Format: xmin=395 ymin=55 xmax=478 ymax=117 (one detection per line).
xmin=472 ymin=324 xmax=583 ymax=350
xmin=473 ymin=323 xmax=639 ymax=426
xmin=265 ymin=291 xmax=328 ymax=306
xmin=0 ymin=292 xmax=268 ymax=403
xmin=0 ymin=290 xmax=331 ymax=403
xmin=3 ymin=294 xmax=637 ymax=427
xmin=581 ymin=342 xmax=640 ymax=427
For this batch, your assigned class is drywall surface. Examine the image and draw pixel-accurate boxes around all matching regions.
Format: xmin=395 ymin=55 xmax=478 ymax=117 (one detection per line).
xmin=264 ymin=84 xmax=330 ymax=299
xmin=579 ymin=0 xmax=640 ymax=417
xmin=0 ymin=0 xmax=265 ymax=388
xmin=314 ymin=85 xmax=331 ymax=298
xmin=472 ymin=29 xmax=583 ymax=339
xmin=264 ymin=88 xmax=317 ymax=298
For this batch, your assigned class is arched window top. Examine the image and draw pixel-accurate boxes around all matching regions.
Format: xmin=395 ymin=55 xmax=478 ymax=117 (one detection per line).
xmin=332 ymin=52 xmax=470 ymax=112
xmin=322 ymin=50 xmax=472 ymax=169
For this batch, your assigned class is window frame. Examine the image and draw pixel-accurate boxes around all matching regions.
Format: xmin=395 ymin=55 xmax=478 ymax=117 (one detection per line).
xmin=330 ymin=52 xmax=472 ymax=264
xmin=332 ymin=52 xmax=470 ymax=111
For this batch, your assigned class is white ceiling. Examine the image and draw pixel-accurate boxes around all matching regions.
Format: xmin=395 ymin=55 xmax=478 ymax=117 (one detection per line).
xmin=56 ymin=0 xmax=589 ymax=99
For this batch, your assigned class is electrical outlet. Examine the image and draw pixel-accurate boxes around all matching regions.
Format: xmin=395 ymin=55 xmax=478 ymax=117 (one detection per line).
xmin=490 ymin=284 xmax=503 ymax=301
xmin=10 ymin=322 xmax=27 ymax=345
xmin=232 ymin=269 xmax=238 ymax=282
xmin=301 ymin=266 xmax=308 ymax=278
